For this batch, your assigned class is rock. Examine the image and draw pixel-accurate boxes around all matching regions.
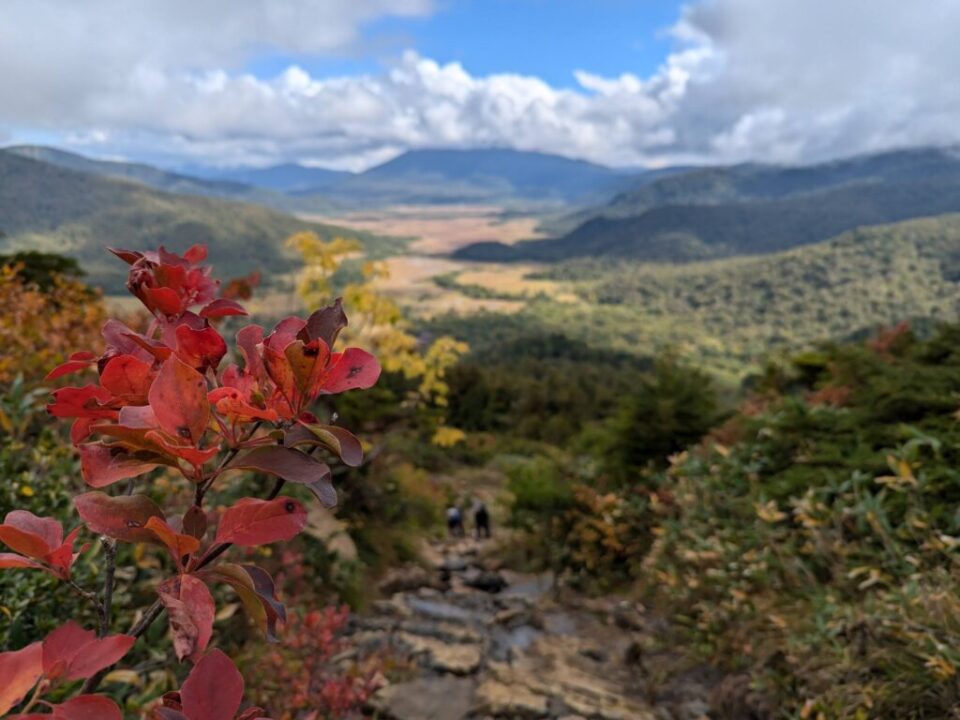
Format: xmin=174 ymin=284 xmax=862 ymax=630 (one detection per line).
xmin=442 ymin=555 xmax=470 ymax=572
xmin=464 ymin=570 xmax=509 ymax=594
xmin=624 ymin=640 xmax=644 ymax=668
xmin=395 ymin=632 xmax=483 ymax=675
xmin=579 ymin=646 xmax=608 ymax=663
xmin=371 ymin=596 xmax=413 ymax=619
xmin=399 ymin=619 xmax=483 ymax=644
xmin=473 ymin=679 xmax=549 ymax=718
xmin=494 ymin=606 xmax=525 ymax=626
xmin=674 ymin=699 xmax=712 ymax=720
xmin=612 ymin=602 xmax=646 ymax=632
xmin=378 ymin=565 xmax=439 ymax=595
xmin=369 ymin=676 xmax=476 ymax=720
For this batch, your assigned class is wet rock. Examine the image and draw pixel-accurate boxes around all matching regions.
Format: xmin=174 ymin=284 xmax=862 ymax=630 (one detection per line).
xmin=407 ymin=596 xmax=480 ymax=625
xmin=489 ymin=624 xmax=540 ymax=662
xmin=473 ymin=679 xmax=549 ymax=718
xmin=494 ymin=605 xmax=525 ymax=626
xmin=369 ymin=676 xmax=475 ymax=720
xmin=464 ymin=569 xmax=509 ymax=593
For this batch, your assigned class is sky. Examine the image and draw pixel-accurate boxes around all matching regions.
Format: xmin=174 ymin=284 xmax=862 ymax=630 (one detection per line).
xmin=1 ymin=0 xmax=959 ymax=171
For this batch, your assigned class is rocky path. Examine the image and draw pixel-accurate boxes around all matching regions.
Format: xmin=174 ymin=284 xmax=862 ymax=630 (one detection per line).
xmin=353 ymin=539 xmax=714 ymax=720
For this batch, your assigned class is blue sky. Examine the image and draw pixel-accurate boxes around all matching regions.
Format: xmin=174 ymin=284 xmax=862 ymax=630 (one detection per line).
xmin=247 ymin=1 xmax=685 ymax=87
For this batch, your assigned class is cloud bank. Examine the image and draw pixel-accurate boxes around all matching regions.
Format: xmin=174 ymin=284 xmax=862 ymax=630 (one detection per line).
xmin=1 ymin=0 xmax=959 ymax=169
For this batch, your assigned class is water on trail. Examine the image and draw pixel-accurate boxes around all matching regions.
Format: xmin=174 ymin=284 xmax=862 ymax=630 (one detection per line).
xmin=354 ymin=538 xmax=716 ymax=720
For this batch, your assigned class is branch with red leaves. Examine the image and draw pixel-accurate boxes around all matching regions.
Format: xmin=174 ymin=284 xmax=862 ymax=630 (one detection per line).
xmin=0 ymin=244 xmax=381 ymax=717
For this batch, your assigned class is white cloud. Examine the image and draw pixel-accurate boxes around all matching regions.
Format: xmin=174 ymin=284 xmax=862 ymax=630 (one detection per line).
xmin=1 ymin=0 xmax=959 ymax=169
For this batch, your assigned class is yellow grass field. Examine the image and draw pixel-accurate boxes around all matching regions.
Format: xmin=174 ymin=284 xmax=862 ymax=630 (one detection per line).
xmin=302 ymin=204 xmax=544 ymax=254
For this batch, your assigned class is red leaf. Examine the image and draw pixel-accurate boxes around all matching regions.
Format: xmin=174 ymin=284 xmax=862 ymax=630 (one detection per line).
xmin=180 ymin=649 xmax=244 ymax=720
xmin=200 ymin=564 xmax=286 ymax=641
xmin=319 ymin=348 xmax=381 ymax=394
xmin=286 ymin=423 xmax=363 ymax=467
xmin=182 ymin=506 xmax=208 ymax=540
xmin=148 ymin=356 xmax=210 ymax=444
xmin=0 ymin=641 xmax=42 ymax=715
xmin=224 ymin=446 xmax=336 ymax=507
xmin=51 ymin=695 xmax=123 ymax=720
xmin=75 ymin=492 xmax=165 ymax=543
xmin=157 ymin=575 xmax=215 ymax=663
xmin=99 ymin=354 xmax=154 ymax=398
xmin=144 ymin=286 xmax=184 ymax=317
xmin=262 ymin=344 xmax=298 ymax=407
xmin=214 ymin=497 xmax=307 ymax=547
xmin=146 ymin=517 xmax=201 ymax=567
xmin=42 ymin=621 xmax=135 ymax=681
xmin=199 ymin=298 xmax=248 ymax=319
xmin=79 ymin=444 xmax=160 ymax=488
xmin=152 ymin=709 xmax=190 ymax=720
xmin=47 ymin=385 xmax=115 ymax=420
xmin=47 ymin=527 xmax=85 ymax=578
xmin=108 ymin=247 xmax=143 ymax=265
xmin=175 ymin=324 xmax=227 ymax=373
xmin=0 ymin=510 xmax=60 ymax=558
xmin=143 ymin=430 xmax=220 ymax=467
xmin=303 ymin=298 xmax=347 ymax=348
xmin=283 ymin=339 xmax=331 ymax=398
xmin=45 ymin=352 xmax=98 ymax=381
xmin=183 ymin=244 xmax=207 ymax=263
xmin=208 ymin=387 xmax=280 ymax=424
xmin=0 ymin=552 xmax=47 ymax=572
xmin=236 ymin=325 xmax=266 ymax=384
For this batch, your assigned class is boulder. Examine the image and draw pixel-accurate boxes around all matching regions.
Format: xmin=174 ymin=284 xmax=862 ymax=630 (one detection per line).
xmin=473 ymin=679 xmax=549 ymax=718
xmin=369 ymin=676 xmax=476 ymax=720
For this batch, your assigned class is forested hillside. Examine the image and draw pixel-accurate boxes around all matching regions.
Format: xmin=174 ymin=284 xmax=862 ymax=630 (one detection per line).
xmin=457 ymin=177 xmax=960 ymax=262
xmin=437 ymin=215 xmax=960 ymax=380
xmin=0 ymin=152 xmax=389 ymax=290
xmin=4 ymin=145 xmax=286 ymax=206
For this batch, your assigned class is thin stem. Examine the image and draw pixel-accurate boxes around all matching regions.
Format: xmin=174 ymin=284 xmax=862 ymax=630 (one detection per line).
xmin=195 ymin=421 xmax=263 ymax=504
xmin=19 ymin=679 xmax=47 ymax=714
xmin=66 ymin=579 xmax=99 ymax=607
xmin=99 ymin=538 xmax=117 ymax=637
xmin=80 ymin=599 xmax=164 ymax=694
xmin=80 ymin=468 xmax=284 ymax=695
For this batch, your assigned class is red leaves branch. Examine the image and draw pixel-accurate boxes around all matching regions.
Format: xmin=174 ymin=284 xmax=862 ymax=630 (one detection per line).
xmin=10 ymin=244 xmax=383 ymax=710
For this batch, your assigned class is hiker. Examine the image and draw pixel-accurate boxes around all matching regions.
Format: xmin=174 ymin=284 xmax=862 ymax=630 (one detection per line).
xmin=473 ymin=501 xmax=491 ymax=539
xmin=446 ymin=505 xmax=464 ymax=538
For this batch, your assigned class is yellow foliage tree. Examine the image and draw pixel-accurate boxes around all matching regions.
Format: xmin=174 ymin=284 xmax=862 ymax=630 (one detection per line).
xmin=287 ymin=232 xmax=468 ymax=443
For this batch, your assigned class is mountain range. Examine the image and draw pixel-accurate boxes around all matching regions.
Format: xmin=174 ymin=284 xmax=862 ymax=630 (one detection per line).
xmin=456 ymin=147 xmax=960 ymax=263
xmin=7 ymin=145 xmax=638 ymax=210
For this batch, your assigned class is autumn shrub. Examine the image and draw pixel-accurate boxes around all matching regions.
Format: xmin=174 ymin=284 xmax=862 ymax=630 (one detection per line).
xmin=244 ymin=606 xmax=381 ymax=720
xmin=0 ymin=244 xmax=381 ymax=719
xmin=640 ymin=325 xmax=960 ymax=718
xmin=0 ymin=259 xmax=105 ymax=387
